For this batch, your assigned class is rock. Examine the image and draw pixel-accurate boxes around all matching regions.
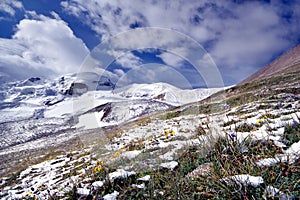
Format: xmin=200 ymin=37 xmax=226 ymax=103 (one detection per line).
xmin=20 ymin=87 xmax=35 ymax=95
xmin=66 ymin=82 xmax=88 ymax=96
xmin=45 ymin=88 xmax=56 ymax=96
xmin=186 ymin=162 xmax=212 ymax=178
xmin=29 ymin=77 xmax=41 ymax=82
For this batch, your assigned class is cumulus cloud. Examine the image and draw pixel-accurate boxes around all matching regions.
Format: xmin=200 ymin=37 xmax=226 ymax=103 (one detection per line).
xmin=79 ymin=27 xmax=224 ymax=88
xmin=116 ymin=63 xmax=193 ymax=89
xmin=0 ymin=0 xmax=23 ymax=17
xmin=0 ymin=12 xmax=89 ymax=81
xmin=156 ymin=52 xmax=184 ymax=68
xmin=61 ymin=0 xmax=300 ymax=85
xmin=115 ymin=52 xmax=142 ymax=69
xmin=211 ymin=2 xmax=289 ymax=66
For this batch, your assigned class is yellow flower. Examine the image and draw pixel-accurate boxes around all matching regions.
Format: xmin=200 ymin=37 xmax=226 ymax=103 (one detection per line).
xmin=93 ymin=160 xmax=105 ymax=173
xmin=171 ymin=131 xmax=176 ymax=136
xmin=256 ymin=119 xmax=263 ymax=124
xmin=164 ymin=130 xmax=170 ymax=138
xmin=263 ymin=115 xmax=268 ymax=119
xmin=112 ymin=151 xmax=120 ymax=158
xmin=93 ymin=165 xmax=103 ymax=172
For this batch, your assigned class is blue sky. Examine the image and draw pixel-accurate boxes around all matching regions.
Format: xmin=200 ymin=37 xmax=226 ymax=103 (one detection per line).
xmin=0 ymin=0 xmax=299 ymax=88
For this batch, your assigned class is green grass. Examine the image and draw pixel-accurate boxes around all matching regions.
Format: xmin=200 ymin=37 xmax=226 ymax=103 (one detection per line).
xmin=63 ymin=129 xmax=298 ymax=199
xmin=282 ymin=122 xmax=300 ymax=148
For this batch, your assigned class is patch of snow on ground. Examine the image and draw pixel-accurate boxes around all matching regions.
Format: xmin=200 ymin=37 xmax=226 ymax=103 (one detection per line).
xmin=131 ymin=183 xmax=145 ymax=189
xmin=108 ymin=169 xmax=136 ymax=182
xmin=256 ymin=158 xmax=279 ymax=167
xmin=221 ymin=174 xmax=264 ymax=187
xmin=121 ymin=150 xmax=142 ymax=159
xmin=103 ymin=190 xmax=119 ymax=200
xmin=160 ymin=161 xmax=178 ymax=171
xmin=75 ymin=110 xmax=111 ymax=129
xmin=285 ymin=141 xmax=300 ymax=154
xmin=92 ymin=181 xmax=104 ymax=188
xmin=137 ymin=175 xmax=151 ymax=181
xmin=77 ymin=187 xmax=90 ymax=195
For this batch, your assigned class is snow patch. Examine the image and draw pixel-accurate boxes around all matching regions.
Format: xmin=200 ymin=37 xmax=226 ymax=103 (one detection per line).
xmin=285 ymin=141 xmax=300 ymax=155
xmin=256 ymin=158 xmax=279 ymax=167
xmin=92 ymin=181 xmax=104 ymax=188
xmin=103 ymin=190 xmax=119 ymax=200
xmin=108 ymin=169 xmax=136 ymax=182
xmin=160 ymin=161 xmax=178 ymax=171
xmin=77 ymin=187 xmax=90 ymax=195
xmin=220 ymin=174 xmax=264 ymax=187
xmin=131 ymin=183 xmax=145 ymax=189
xmin=137 ymin=175 xmax=151 ymax=181
xmin=121 ymin=150 xmax=141 ymax=159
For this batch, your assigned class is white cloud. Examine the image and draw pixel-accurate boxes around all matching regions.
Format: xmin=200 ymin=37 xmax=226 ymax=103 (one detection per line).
xmin=0 ymin=12 xmax=89 ymax=80
xmin=116 ymin=63 xmax=193 ymax=89
xmin=115 ymin=52 xmax=142 ymax=69
xmin=104 ymin=49 xmax=142 ymax=69
xmin=157 ymin=52 xmax=184 ymax=68
xmin=0 ymin=0 xmax=23 ymax=17
xmin=61 ymin=0 xmax=300 ymax=85
xmin=211 ymin=2 xmax=289 ymax=67
xmin=113 ymin=68 xmax=125 ymax=77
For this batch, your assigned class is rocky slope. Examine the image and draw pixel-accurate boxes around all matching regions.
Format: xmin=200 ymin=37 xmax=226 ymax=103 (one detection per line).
xmin=0 ymin=74 xmax=223 ymax=179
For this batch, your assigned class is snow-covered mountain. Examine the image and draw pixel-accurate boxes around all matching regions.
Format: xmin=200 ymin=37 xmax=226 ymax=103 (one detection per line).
xmin=0 ymin=74 xmax=224 ymax=149
xmin=114 ymin=82 xmax=223 ymax=106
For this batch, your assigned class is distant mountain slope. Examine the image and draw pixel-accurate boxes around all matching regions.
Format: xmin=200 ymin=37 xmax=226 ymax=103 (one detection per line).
xmin=242 ymin=44 xmax=300 ymax=84
xmin=114 ymin=82 xmax=223 ymax=106
xmin=0 ymin=75 xmax=225 ymax=150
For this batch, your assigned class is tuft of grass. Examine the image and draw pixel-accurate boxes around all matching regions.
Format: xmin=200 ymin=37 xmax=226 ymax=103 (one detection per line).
xmin=136 ymin=117 xmax=152 ymax=126
xmin=196 ymin=125 xmax=207 ymax=136
xmin=261 ymin=159 xmax=300 ymax=198
xmin=235 ymin=122 xmax=260 ymax=132
xmin=126 ymin=139 xmax=145 ymax=151
xmin=281 ymin=122 xmax=300 ymax=147
xmin=65 ymin=185 xmax=80 ymax=200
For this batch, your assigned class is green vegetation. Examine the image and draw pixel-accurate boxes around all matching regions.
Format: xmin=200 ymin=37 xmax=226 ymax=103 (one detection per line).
xmin=64 ymin=129 xmax=298 ymax=199
xmin=282 ymin=122 xmax=300 ymax=148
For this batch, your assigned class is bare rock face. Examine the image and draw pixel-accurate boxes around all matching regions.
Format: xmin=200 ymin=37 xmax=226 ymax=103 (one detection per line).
xmin=66 ymin=82 xmax=89 ymax=96
xmin=242 ymin=44 xmax=300 ymax=84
